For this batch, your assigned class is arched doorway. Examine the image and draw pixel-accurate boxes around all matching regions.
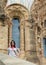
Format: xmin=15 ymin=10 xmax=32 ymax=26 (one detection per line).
xmin=5 ymin=4 xmax=29 ymax=58
xmin=12 ymin=18 xmax=20 ymax=48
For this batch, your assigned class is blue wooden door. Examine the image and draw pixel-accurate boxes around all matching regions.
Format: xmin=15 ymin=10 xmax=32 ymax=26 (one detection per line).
xmin=12 ymin=18 xmax=20 ymax=48
xmin=43 ymin=38 xmax=46 ymax=57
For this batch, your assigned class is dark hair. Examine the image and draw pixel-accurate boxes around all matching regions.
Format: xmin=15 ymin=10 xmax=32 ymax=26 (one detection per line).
xmin=10 ymin=40 xmax=16 ymax=48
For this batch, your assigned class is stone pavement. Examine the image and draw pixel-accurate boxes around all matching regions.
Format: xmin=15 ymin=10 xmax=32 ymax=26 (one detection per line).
xmin=0 ymin=60 xmax=5 ymax=65
xmin=0 ymin=53 xmax=37 ymax=65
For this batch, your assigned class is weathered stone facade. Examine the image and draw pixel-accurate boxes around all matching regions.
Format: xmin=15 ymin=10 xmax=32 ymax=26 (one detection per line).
xmin=30 ymin=0 xmax=46 ymax=65
xmin=0 ymin=0 xmax=46 ymax=65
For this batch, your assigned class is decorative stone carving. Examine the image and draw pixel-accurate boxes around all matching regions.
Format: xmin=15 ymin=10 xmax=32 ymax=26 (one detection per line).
xmin=0 ymin=0 xmax=7 ymax=8
xmin=0 ymin=0 xmax=7 ymax=26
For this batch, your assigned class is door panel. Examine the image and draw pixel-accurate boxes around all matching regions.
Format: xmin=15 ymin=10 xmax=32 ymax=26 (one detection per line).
xmin=43 ymin=38 xmax=46 ymax=57
xmin=12 ymin=18 xmax=20 ymax=48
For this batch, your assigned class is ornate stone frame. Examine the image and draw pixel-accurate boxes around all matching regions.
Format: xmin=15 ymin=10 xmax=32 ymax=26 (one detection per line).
xmin=5 ymin=4 xmax=29 ymax=58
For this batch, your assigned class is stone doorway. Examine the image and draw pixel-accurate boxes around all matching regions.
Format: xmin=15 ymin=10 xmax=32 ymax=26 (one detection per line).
xmin=5 ymin=4 xmax=29 ymax=59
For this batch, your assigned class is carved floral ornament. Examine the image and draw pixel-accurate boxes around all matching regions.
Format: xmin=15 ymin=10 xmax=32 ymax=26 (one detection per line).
xmin=5 ymin=4 xmax=29 ymax=21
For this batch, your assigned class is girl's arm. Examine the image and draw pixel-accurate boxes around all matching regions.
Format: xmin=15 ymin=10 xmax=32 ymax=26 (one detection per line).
xmin=17 ymin=48 xmax=20 ymax=53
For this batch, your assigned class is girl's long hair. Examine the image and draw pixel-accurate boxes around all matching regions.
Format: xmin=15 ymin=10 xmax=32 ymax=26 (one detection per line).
xmin=10 ymin=40 xmax=16 ymax=48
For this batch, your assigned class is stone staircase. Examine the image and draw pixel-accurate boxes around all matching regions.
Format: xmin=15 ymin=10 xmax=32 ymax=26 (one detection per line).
xmin=0 ymin=53 xmax=37 ymax=65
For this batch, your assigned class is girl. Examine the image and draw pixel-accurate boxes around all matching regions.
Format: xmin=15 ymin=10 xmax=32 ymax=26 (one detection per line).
xmin=8 ymin=40 xmax=20 ymax=57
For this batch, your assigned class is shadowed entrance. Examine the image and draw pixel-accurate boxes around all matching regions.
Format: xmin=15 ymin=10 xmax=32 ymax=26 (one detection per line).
xmin=12 ymin=18 xmax=20 ymax=48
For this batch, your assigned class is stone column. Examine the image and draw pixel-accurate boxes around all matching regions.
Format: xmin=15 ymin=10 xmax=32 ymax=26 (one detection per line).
xmin=6 ymin=18 xmax=12 ymax=47
xmin=25 ymin=28 xmax=30 ymax=50
xmin=25 ymin=21 xmax=31 ymax=60
xmin=20 ymin=21 xmax=25 ymax=59
xmin=8 ymin=19 xmax=12 ymax=44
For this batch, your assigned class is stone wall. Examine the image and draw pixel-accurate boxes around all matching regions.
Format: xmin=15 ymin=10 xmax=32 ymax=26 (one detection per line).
xmin=0 ymin=24 xmax=8 ymax=54
xmin=30 ymin=0 xmax=46 ymax=65
xmin=1 ymin=0 xmax=46 ymax=65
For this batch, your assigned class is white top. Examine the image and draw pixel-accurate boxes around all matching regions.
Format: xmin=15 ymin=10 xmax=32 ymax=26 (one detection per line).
xmin=8 ymin=47 xmax=19 ymax=57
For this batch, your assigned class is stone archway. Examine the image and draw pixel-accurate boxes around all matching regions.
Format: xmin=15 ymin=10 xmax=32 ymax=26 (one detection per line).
xmin=5 ymin=4 xmax=29 ymax=59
